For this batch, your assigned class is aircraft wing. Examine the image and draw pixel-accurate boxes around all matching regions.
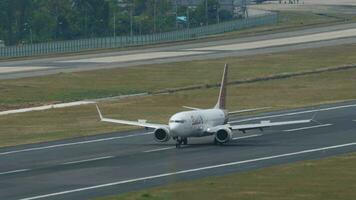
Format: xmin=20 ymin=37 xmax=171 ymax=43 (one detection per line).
xmin=96 ymin=105 xmax=167 ymax=129
xmin=229 ymin=119 xmax=311 ymax=132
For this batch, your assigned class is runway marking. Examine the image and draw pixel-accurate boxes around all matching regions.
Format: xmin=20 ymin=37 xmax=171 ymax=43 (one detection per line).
xmin=232 ymin=134 xmax=261 ymax=140
xmin=0 ymin=66 xmax=52 ymax=74
xmin=0 ymin=132 xmax=153 ymax=156
xmin=283 ymin=124 xmax=333 ymax=132
xmin=19 ymin=142 xmax=356 ymax=200
xmin=62 ymin=156 xmax=114 ymax=165
xmin=0 ymin=169 xmax=30 ymax=176
xmin=2 ymin=104 xmax=355 ymax=157
xmin=229 ymin=104 xmax=356 ymax=123
xmin=143 ymin=147 xmax=176 ymax=153
xmin=144 ymin=135 xmax=262 ymax=152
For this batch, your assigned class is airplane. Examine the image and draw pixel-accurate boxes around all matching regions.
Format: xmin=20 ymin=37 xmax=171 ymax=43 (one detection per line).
xmin=96 ymin=64 xmax=312 ymax=148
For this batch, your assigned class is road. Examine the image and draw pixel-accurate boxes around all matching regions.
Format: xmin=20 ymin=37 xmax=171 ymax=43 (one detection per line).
xmin=1 ymin=101 xmax=356 ymax=200
xmin=2 ymin=23 xmax=356 ymax=80
xmin=304 ymin=0 xmax=356 ymax=6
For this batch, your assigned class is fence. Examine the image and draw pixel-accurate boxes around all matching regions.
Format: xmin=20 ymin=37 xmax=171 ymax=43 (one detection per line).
xmin=0 ymin=13 xmax=277 ymax=58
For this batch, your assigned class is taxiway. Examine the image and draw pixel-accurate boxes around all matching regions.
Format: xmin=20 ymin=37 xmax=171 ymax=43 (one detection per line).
xmin=2 ymin=23 xmax=356 ymax=80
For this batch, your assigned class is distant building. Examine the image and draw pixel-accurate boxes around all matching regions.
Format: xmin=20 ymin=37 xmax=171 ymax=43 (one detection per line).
xmin=0 ymin=40 xmax=4 ymax=48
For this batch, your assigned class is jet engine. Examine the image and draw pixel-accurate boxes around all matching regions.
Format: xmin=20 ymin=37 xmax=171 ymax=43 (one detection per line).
xmin=153 ymin=127 xmax=171 ymax=142
xmin=215 ymin=128 xmax=233 ymax=144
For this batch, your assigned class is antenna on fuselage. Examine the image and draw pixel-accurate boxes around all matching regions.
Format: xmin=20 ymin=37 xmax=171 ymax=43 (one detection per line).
xmin=214 ymin=64 xmax=228 ymax=110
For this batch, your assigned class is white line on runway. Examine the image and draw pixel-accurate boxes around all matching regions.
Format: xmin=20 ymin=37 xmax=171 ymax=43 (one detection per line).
xmin=232 ymin=134 xmax=262 ymax=140
xmin=0 ymin=66 xmax=52 ymax=74
xmin=0 ymin=169 xmax=30 ymax=176
xmin=229 ymin=104 xmax=356 ymax=124
xmin=144 ymin=135 xmax=262 ymax=152
xmin=0 ymin=132 xmax=153 ymax=156
xmin=62 ymin=156 xmax=114 ymax=165
xmin=283 ymin=124 xmax=333 ymax=132
xmin=19 ymin=141 xmax=356 ymax=200
xmin=143 ymin=147 xmax=176 ymax=153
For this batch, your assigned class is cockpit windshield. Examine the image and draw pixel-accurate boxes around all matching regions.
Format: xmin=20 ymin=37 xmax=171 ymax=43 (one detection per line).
xmin=169 ymin=120 xmax=186 ymax=124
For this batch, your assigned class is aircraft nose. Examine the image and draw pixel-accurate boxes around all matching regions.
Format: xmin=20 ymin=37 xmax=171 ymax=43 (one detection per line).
xmin=169 ymin=123 xmax=180 ymax=132
xmin=169 ymin=122 xmax=185 ymax=136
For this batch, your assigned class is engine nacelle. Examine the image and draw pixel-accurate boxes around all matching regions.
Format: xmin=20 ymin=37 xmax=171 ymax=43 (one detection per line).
xmin=153 ymin=128 xmax=171 ymax=142
xmin=215 ymin=128 xmax=233 ymax=144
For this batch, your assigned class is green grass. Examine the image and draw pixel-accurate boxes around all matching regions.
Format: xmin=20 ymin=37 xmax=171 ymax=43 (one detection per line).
xmin=0 ymin=67 xmax=356 ymax=147
xmin=222 ymin=10 xmax=353 ymax=39
xmin=2 ymin=43 xmax=356 ymax=111
xmin=96 ymin=153 xmax=356 ymax=200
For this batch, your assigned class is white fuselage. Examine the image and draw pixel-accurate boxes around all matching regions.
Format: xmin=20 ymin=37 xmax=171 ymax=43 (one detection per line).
xmin=168 ymin=109 xmax=227 ymax=138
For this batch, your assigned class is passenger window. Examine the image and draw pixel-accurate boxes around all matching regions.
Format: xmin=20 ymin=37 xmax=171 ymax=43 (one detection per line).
xmin=170 ymin=120 xmax=185 ymax=123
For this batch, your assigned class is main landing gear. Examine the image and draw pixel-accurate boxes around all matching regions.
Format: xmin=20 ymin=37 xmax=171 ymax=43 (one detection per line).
xmin=213 ymin=138 xmax=223 ymax=146
xmin=175 ymin=137 xmax=188 ymax=148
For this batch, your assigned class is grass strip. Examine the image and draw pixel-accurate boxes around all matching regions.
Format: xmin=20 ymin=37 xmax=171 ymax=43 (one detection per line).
xmin=153 ymin=64 xmax=356 ymax=94
xmin=0 ymin=67 xmax=355 ymax=147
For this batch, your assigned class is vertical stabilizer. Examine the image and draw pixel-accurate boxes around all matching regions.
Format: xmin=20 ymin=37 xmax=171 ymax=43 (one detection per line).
xmin=214 ymin=64 xmax=228 ymax=109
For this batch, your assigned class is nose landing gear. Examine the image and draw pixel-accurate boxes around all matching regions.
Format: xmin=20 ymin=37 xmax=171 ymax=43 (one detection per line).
xmin=175 ymin=137 xmax=188 ymax=148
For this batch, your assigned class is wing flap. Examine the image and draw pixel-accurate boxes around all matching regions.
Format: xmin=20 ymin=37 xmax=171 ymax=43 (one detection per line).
xmin=96 ymin=105 xmax=167 ymax=129
xmin=230 ymin=119 xmax=311 ymax=131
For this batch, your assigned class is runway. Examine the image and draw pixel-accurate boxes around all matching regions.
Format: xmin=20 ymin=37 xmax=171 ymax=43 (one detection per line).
xmin=2 ymin=23 xmax=356 ymax=80
xmin=1 ymin=101 xmax=356 ymax=200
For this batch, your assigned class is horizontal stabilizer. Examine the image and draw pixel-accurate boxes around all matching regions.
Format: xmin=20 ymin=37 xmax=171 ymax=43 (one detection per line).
xmin=228 ymin=107 xmax=271 ymax=115
xmin=182 ymin=106 xmax=202 ymax=110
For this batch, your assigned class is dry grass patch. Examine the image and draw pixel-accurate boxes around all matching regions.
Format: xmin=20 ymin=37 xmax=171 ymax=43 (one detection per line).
xmin=2 ymin=43 xmax=356 ymax=110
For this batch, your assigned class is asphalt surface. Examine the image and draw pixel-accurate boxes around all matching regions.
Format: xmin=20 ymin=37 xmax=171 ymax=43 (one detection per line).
xmin=1 ymin=101 xmax=356 ymax=200
xmin=2 ymin=23 xmax=356 ymax=80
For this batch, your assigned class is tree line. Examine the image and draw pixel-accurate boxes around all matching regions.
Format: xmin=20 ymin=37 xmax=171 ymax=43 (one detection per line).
xmin=0 ymin=0 xmax=236 ymax=46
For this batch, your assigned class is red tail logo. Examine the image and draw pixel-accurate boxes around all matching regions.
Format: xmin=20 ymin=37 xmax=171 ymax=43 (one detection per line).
xmin=215 ymin=64 xmax=228 ymax=109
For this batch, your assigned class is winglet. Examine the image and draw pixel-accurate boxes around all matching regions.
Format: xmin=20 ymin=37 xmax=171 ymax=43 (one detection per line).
xmin=311 ymin=111 xmax=321 ymax=124
xmin=96 ymin=104 xmax=103 ymax=121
